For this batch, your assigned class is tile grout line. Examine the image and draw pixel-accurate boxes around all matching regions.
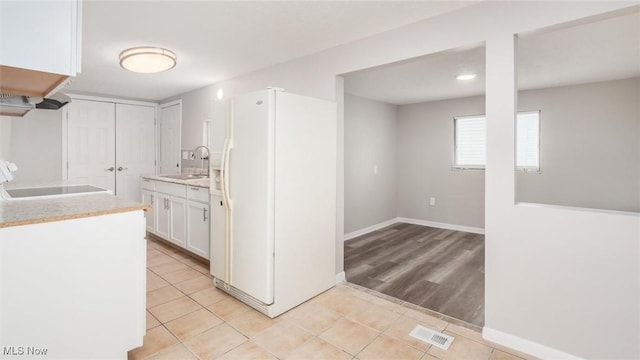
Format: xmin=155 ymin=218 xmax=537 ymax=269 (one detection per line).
xmin=348 ymin=307 xmax=431 ymax=359
xmin=150 ymin=243 xmax=384 ymax=359
xmin=144 ymin=238 xmax=529 ymax=360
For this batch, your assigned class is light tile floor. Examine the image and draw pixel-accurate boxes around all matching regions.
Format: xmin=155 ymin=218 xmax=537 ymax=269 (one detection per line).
xmin=129 ymin=237 xmax=538 ymax=360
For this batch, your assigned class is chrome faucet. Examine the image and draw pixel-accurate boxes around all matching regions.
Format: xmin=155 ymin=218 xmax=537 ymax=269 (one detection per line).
xmin=193 ymin=145 xmax=210 ymax=176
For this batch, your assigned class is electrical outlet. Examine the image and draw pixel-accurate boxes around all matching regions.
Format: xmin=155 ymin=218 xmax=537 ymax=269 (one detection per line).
xmin=429 ymin=197 xmax=436 ymax=206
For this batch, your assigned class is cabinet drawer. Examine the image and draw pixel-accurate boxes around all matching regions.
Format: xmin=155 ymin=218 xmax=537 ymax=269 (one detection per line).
xmin=141 ymin=178 xmax=155 ymax=191
xmin=187 ymin=186 xmax=209 ymax=203
xmin=156 ymin=181 xmax=186 ymax=197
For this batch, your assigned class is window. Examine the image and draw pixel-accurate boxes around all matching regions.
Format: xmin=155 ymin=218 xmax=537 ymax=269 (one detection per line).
xmin=452 ymin=111 xmax=540 ymax=171
xmin=516 ymin=111 xmax=540 ymax=172
xmin=454 ymin=115 xmax=486 ymax=169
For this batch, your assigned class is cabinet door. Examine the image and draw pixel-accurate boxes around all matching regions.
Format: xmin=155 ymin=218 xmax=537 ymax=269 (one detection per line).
xmin=155 ymin=193 xmax=170 ymax=240
xmin=186 ymin=201 xmax=210 ymax=259
xmin=141 ymin=190 xmax=155 ymax=234
xmin=210 ymin=195 xmax=226 ymax=279
xmin=0 ymin=0 xmax=80 ymax=76
xmin=168 ymin=195 xmax=186 ymax=247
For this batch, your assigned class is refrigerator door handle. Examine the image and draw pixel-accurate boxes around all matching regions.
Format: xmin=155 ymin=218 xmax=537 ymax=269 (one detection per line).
xmin=220 ymin=138 xmax=228 ymax=204
xmin=222 ymin=139 xmax=233 ymax=209
xmin=220 ymin=136 xmax=233 ymax=288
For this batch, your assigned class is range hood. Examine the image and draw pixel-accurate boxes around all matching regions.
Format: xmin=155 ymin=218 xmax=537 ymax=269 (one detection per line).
xmin=0 ymin=64 xmax=72 ymax=117
xmin=0 ymin=92 xmax=71 ymax=117
xmin=0 ymin=95 xmax=33 ymax=116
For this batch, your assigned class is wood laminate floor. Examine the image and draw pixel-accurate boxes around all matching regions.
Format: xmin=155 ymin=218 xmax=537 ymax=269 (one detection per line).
xmin=345 ymin=223 xmax=485 ymax=326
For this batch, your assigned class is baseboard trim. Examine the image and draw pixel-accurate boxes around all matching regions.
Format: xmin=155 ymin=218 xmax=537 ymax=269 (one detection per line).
xmin=335 ymin=272 xmax=346 ymax=284
xmin=483 ymin=327 xmax=584 ymax=360
xmin=344 ymin=218 xmax=398 ymax=241
xmin=344 ymin=217 xmax=485 ymax=241
xmin=397 ymin=217 xmax=484 ymax=235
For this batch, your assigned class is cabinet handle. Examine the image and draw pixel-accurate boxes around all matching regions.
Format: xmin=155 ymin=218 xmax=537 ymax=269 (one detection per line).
xmin=203 ymin=208 xmax=208 ymax=221
xmin=150 ymin=195 xmax=154 ymax=205
xmin=117 ymin=166 xmax=128 ymax=171
xmin=190 ymin=187 xmax=200 ymax=191
xmin=104 ymin=166 xmax=115 ymax=172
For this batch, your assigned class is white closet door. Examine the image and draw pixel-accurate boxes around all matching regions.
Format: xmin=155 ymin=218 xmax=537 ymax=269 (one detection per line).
xmin=67 ymin=100 xmax=116 ymax=192
xmin=115 ymin=104 xmax=156 ymax=202
xmin=159 ymin=103 xmax=181 ymax=175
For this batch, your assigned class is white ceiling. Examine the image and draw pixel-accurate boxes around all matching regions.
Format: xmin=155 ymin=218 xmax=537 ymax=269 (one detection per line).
xmin=65 ymin=1 xmax=478 ymax=101
xmin=344 ymin=45 xmax=486 ymax=105
xmin=344 ymin=9 xmax=640 ymax=105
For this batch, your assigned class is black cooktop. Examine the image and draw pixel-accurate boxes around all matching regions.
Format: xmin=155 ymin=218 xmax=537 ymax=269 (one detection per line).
xmin=6 ymin=185 xmax=107 ymax=198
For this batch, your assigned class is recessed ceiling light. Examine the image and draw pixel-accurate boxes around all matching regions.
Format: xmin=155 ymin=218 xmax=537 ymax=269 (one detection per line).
xmin=456 ymin=73 xmax=477 ymax=81
xmin=119 ymin=47 xmax=177 ymax=73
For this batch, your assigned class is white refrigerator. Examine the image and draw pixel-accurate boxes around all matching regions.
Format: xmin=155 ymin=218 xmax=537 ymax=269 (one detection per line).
xmin=210 ymin=88 xmax=337 ymax=318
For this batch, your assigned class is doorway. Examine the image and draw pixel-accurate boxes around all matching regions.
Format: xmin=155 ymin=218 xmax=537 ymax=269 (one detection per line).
xmin=158 ymin=100 xmax=182 ymax=175
xmin=345 ymin=224 xmax=484 ymax=325
xmin=341 ymin=44 xmax=487 ymax=326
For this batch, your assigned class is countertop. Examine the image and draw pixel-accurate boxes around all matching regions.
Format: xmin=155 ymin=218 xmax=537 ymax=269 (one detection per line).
xmin=142 ymin=175 xmax=210 ymax=188
xmin=0 ymin=193 xmax=150 ymax=229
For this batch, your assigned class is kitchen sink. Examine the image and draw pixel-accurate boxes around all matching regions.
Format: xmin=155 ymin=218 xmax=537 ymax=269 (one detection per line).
xmin=161 ymin=174 xmax=209 ymax=180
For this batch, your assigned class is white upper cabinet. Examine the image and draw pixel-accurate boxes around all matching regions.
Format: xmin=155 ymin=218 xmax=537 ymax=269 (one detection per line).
xmin=0 ymin=0 xmax=82 ymax=96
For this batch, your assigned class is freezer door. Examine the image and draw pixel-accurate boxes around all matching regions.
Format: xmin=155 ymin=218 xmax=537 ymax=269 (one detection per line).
xmin=228 ymin=89 xmax=275 ymax=304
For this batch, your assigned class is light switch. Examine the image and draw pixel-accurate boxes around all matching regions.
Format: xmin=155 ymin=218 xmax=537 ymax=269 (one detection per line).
xmin=373 ymin=165 xmax=378 ymax=175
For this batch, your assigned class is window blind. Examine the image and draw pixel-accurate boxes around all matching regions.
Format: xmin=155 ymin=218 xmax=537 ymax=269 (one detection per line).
xmin=454 ymin=115 xmax=486 ymax=168
xmin=516 ymin=111 xmax=540 ymax=171
xmin=452 ymin=111 xmax=540 ymax=171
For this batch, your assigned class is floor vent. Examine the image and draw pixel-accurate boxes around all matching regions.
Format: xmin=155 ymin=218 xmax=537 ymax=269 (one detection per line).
xmin=409 ymin=325 xmax=455 ymax=350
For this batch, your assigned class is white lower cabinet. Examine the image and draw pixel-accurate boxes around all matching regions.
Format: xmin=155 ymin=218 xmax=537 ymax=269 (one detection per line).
xmin=186 ymin=200 xmax=210 ymax=258
xmin=166 ymin=195 xmax=187 ymax=247
xmin=142 ymin=179 xmax=210 ymax=259
xmin=154 ymin=192 xmax=170 ymax=239
xmin=1 ymin=211 xmax=146 ymax=358
xmin=141 ymin=190 xmax=155 ymax=233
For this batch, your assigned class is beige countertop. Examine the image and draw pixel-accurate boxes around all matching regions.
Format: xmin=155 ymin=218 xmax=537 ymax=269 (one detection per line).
xmin=0 ymin=193 xmax=150 ymax=229
xmin=142 ymin=175 xmax=210 ymax=188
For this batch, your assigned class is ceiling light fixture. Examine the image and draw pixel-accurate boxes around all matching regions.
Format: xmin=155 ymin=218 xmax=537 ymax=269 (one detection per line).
xmin=119 ymin=47 xmax=177 ymax=73
xmin=456 ymin=73 xmax=477 ymax=81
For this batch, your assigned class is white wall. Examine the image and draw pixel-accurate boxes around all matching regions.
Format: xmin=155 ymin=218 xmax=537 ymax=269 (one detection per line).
xmin=392 ymin=77 xmax=639 ymax=230
xmin=517 ymin=77 xmax=640 ymax=212
xmin=165 ymin=2 xmax=640 ymax=358
xmin=162 ymin=85 xmax=227 ymax=153
xmin=344 ymin=93 xmax=397 ymax=234
xmin=0 ymin=116 xmax=11 ymax=159
xmin=486 ymin=32 xmax=638 ymax=360
xmin=397 ymin=95 xmax=486 ymax=229
xmin=2 ymin=110 xmax=63 ymax=184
